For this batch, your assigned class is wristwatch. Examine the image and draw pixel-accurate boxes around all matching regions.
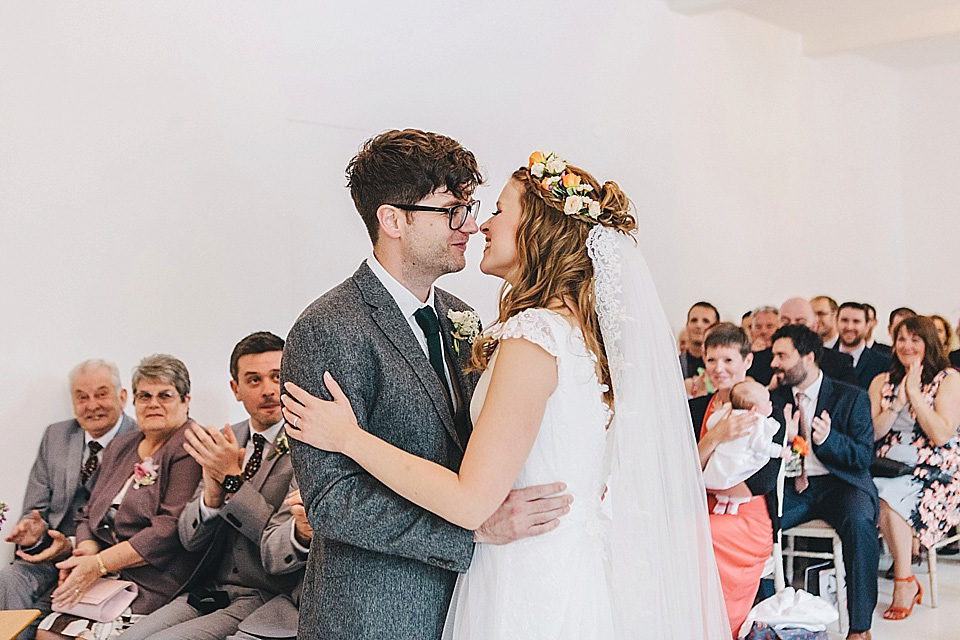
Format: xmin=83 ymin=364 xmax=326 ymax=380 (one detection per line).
xmin=220 ymin=474 xmax=243 ymax=493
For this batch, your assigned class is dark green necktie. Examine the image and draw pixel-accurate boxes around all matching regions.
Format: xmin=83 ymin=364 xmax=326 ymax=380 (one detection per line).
xmin=414 ymin=306 xmax=450 ymax=392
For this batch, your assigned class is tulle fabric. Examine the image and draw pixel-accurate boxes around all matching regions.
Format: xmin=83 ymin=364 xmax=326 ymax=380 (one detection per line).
xmin=588 ymin=225 xmax=730 ymax=638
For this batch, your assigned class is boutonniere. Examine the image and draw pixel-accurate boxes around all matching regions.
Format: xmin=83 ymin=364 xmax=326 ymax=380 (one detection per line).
xmin=447 ymin=310 xmax=481 ymax=355
xmin=784 ymin=436 xmax=809 ymax=478
xmin=267 ymin=432 xmax=290 ymax=462
xmin=132 ymin=457 xmax=159 ymax=489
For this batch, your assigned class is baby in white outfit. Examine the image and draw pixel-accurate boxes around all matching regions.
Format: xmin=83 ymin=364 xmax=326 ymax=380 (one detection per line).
xmin=704 ymin=380 xmax=784 ymax=515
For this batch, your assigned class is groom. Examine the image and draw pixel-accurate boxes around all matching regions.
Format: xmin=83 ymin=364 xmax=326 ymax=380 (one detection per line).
xmin=282 ymin=129 xmax=571 ymax=640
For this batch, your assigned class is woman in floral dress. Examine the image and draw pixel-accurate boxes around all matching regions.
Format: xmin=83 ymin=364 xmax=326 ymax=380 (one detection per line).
xmin=869 ymin=315 xmax=960 ymax=620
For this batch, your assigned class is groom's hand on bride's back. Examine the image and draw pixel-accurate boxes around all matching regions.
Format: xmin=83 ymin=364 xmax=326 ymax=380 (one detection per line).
xmin=473 ymin=482 xmax=572 ymax=545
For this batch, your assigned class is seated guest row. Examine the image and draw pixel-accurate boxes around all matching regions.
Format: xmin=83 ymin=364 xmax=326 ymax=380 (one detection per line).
xmin=686 ymin=307 xmax=960 ymax=640
xmin=1 ymin=332 xmax=310 ymax=640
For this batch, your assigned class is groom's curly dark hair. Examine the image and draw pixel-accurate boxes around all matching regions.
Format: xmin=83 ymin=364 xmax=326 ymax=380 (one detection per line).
xmin=347 ymin=128 xmax=484 ymax=244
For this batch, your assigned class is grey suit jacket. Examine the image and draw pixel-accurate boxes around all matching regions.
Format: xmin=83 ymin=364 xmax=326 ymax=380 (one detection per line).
xmin=21 ymin=414 xmax=137 ymax=536
xmin=282 ymin=261 xmax=480 ymax=640
xmin=178 ymin=420 xmax=299 ymax=598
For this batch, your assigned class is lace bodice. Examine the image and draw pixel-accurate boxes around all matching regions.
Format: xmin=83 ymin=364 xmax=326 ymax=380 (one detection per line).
xmin=471 ymin=308 xmax=612 ymax=515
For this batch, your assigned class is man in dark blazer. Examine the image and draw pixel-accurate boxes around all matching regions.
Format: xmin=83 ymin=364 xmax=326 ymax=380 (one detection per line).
xmin=283 ymin=130 xmax=570 ymax=640
xmin=770 ymin=325 xmax=879 ymax=640
xmin=748 ymin=297 xmax=858 ymax=387
xmin=834 ymin=302 xmax=891 ymax=390
xmin=0 ymin=360 xmax=135 ymax=638
xmin=122 ymin=333 xmax=300 ymax=640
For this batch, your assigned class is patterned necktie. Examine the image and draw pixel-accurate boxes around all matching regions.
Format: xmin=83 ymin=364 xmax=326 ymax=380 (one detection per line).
xmin=80 ymin=441 xmax=103 ymax=485
xmin=795 ymin=392 xmax=810 ymax=493
xmin=414 ymin=306 xmax=450 ymax=393
xmin=243 ymin=433 xmax=267 ymax=481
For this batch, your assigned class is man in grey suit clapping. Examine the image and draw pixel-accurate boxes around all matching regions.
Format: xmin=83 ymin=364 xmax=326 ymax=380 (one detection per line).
xmin=1 ymin=360 xmax=136 ymax=639
xmin=283 ymin=129 xmax=571 ymax=640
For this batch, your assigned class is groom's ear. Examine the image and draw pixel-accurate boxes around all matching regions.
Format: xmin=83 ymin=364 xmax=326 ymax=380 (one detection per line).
xmin=376 ymin=204 xmax=403 ymax=240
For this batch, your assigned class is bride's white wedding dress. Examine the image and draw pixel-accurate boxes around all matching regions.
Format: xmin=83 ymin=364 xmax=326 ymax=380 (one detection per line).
xmin=443 ymin=308 xmax=616 ymax=639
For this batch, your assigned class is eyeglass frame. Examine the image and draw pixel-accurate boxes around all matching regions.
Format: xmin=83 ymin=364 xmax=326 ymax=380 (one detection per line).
xmin=386 ymin=200 xmax=480 ymax=231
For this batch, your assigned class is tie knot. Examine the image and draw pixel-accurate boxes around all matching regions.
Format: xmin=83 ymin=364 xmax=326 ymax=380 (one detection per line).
xmin=414 ymin=306 xmax=441 ymax=336
xmin=796 ymin=391 xmax=807 ymax=403
xmin=88 ymin=441 xmax=103 ymax=454
xmin=252 ymin=433 xmax=267 ymax=448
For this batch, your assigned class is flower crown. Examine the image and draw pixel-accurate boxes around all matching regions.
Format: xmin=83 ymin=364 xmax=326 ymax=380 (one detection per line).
xmin=528 ymin=151 xmax=601 ymax=223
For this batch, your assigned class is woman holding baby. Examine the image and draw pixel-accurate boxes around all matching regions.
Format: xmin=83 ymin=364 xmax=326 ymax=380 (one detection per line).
xmin=689 ymin=323 xmax=787 ymax=638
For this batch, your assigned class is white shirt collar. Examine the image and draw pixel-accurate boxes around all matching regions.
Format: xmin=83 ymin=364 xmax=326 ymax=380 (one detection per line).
xmin=367 ymin=254 xmax=436 ymax=319
xmin=823 ymin=335 xmax=839 ymax=349
xmin=793 ymin=369 xmax=824 ymax=403
xmin=249 ymin=419 xmax=285 ymax=448
xmin=84 ymin=414 xmax=125 ymax=449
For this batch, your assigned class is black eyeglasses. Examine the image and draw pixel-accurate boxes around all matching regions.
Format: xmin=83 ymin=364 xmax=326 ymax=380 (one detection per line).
xmin=387 ymin=200 xmax=480 ymax=231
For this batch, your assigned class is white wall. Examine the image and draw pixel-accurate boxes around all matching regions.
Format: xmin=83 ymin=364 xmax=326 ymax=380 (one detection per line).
xmin=0 ymin=1 xmax=955 ymax=547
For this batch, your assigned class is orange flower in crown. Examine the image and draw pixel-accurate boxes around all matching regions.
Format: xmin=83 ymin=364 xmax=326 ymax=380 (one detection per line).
xmin=527 ymin=151 xmax=601 ymax=222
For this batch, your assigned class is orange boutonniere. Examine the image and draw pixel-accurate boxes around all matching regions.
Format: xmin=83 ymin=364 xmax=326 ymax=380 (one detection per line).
xmin=792 ymin=436 xmax=810 ymax=456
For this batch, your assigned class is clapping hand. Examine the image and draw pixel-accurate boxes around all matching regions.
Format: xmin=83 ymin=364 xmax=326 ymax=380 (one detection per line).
xmin=17 ymin=529 xmax=73 ymax=564
xmin=903 ymin=361 xmax=923 ymax=404
xmin=811 ymin=410 xmax=831 ymax=446
xmin=6 ymin=510 xmax=47 ymax=548
xmin=283 ymin=375 xmax=360 ymax=454
xmin=783 ymin=404 xmax=800 ymax=442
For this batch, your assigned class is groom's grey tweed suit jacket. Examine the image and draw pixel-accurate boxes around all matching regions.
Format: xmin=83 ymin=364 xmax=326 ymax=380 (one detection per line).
xmin=283 ymin=261 xmax=480 ymax=640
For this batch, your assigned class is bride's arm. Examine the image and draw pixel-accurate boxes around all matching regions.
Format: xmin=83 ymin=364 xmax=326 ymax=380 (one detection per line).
xmin=283 ymin=337 xmax=559 ymax=531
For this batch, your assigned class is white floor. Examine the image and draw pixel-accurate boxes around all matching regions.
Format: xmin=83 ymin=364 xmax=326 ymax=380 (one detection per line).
xmin=827 ymin=553 xmax=960 ymax=640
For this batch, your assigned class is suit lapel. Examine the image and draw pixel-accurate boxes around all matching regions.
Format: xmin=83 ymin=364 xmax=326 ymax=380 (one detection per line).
xmin=63 ymin=423 xmax=85 ymax=500
xmin=435 ymin=292 xmax=477 ymax=407
xmin=815 ymin=376 xmax=835 ymax=418
xmin=354 ymin=263 xmax=462 ymax=450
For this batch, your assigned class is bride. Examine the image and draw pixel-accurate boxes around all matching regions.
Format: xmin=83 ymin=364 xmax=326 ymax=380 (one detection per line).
xmin=283 ymin=152 xmax=730 ymax=638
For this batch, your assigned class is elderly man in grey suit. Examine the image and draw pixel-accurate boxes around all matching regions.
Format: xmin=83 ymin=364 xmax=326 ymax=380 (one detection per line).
xmin=120 ymin=332 xmax=299 ymax=640
xmin=283 ymin=129 xmax=571 ymax=640
xmin=226 ymin=477 xmax=312 ymax=640
xmin=1 ymin=359 xmax=135 ymax=639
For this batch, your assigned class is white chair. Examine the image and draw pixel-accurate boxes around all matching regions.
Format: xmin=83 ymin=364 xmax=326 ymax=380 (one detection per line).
xmin=924 ymin=531 xmax=960 ymax=608
xmin=781 ymin=519 xmax=847 ymax=634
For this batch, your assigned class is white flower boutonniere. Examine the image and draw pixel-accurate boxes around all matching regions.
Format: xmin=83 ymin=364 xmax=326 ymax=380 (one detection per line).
xmin=267 ymin=432 xmax=290 ymax=462
xmin=447 ymin=310 xmax=481 ymax=355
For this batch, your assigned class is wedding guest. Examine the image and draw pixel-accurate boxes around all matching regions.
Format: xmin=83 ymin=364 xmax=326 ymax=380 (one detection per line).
xmin=835 ymin=302 xmax=891 ymax=390
xmin=873 ymin=307 xmax=916 ymax=356
xmin=120 ymin=333 xmax=300 ymax=640
xmin=678 ymin=329 xmax=690 ymax=356
xmin=772 ymin=325 xmax=878 ymax=640
xmin=689 ymin=323 xmax=785 ymax=637
xmin=1 ymin=360 xmax=136 ymax=640
xmin=869 ymin=315 xmax=960 ymax=621
xmin=748 ymin=298 xmax=857 ymax=387
xmin=682 ymin=301 xmax=720 ymax=397
xmin=811 ymin=295 xmax=840 ymax=349
xmin=37 ymin=355 xmax=203 ymax=639
xmin=226 ymin=478 xmax=312 ymax=640
xmin=863 ymin=303 xmax=879 ymax=348
xmin=681 ymin=301 xmax=720 ymax=378
xmin=931 ymin=314 xmax=956 ymax=354
xmin=750 ymin=306 xmax=779 ymax=352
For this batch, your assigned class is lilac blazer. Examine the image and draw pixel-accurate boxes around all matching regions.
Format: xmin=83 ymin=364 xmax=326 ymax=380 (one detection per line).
xmin=76 ymin=419 xmax=202 ymax=614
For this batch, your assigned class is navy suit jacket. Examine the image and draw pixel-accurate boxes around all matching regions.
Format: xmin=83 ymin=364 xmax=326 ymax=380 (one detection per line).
xmin=771 ymin=375 xmax=878 ymax=505
xmin=834 ymin=345 xmax=891 ymax=390
xmin=950 ymin=350 xmax=959 ymax=369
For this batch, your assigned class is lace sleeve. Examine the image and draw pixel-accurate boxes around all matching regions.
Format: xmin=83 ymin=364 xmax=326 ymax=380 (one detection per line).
xmin=494 ymin=308 xmax=561 ymax=357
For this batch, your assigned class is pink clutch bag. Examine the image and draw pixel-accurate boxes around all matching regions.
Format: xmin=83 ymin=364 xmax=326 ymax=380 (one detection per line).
xmin=52 ymin=578 xmax=139 ymax=622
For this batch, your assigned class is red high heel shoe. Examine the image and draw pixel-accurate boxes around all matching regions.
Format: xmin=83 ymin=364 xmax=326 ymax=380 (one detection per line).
xmin=883 ymin=575 xmax=923 ymax=620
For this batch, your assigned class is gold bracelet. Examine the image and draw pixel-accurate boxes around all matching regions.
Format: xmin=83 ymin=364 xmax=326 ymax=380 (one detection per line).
xmin=96 ymin=553 xmax=108 ymax=576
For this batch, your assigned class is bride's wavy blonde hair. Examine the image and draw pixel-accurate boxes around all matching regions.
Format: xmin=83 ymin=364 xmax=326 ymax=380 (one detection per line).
xmin=470 ymin=163 xmax=637 ymax=400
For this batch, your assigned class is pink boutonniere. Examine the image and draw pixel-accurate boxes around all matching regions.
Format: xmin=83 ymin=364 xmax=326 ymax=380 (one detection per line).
xmin=132 ymin=457 xmax=159 ymax=489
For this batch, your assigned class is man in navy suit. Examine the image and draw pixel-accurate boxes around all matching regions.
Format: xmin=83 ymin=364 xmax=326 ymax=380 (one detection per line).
xmin=834 ymin=302 xmax=891 ymax=390
xmin=771 ymin=325 xmax=878 ymax=640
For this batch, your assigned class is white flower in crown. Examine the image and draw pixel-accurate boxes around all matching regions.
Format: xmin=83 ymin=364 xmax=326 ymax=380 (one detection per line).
xmin=530 ymin=162 xmax=545 ymax=178
xmin=588 ymin=199 xmax=601 ymax=218
xmin=564 ymin=195 xmax=585 ymax=216
xmin=545 ymin=158 xmax=566 ymax=174
xmin=447 ymin=309 xmax=482 ymax=355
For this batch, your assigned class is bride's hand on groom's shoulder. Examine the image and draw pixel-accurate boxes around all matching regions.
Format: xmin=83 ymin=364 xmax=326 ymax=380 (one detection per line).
xmin=473 ymin=482 xmax=572 ymax=545
xmin=283 ymin=375 xmax=360 ymax=454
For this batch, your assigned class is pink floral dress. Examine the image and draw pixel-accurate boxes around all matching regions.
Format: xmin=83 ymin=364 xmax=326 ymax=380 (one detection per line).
xmin=874 ymin=369 xmax=960 ymax=547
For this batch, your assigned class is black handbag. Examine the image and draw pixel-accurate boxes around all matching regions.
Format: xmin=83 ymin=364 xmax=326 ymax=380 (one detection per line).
xmin=870 ymin=457 xmax=914 ymax=478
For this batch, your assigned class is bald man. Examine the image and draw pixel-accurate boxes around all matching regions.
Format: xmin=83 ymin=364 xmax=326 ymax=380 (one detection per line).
xmin=748 ymin=298 xmax=857 ymax=387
